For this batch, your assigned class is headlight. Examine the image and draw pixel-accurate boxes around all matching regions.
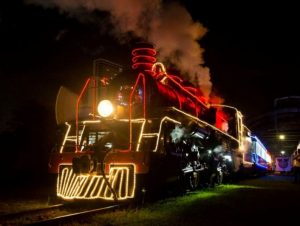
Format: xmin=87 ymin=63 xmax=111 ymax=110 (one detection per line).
xmin=97 ymin=100 xmax=114 ymax=117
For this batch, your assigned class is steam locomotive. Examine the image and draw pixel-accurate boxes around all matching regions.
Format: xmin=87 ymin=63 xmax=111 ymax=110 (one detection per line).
xmin=48 ymin=43 xmax=271 ymax=202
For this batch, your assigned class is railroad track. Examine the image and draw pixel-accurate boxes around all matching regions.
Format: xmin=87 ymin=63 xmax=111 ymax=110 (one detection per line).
xmin=0 ymin=204 xmax=64 ymax=224
xmin=27 ymin=205 xmax=119 ymax=225
xmin=0 ymin=202 xmax=119 ymax=225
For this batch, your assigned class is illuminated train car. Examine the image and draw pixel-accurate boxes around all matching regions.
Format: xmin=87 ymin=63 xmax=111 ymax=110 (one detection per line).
xmin=242 ymin=135 xmax=272 ymax=176
xmin=49 ymin=43 xmax=254 ymax=202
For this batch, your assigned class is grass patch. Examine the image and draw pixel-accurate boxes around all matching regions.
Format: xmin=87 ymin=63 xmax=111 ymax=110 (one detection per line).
xmin=90 ymin=184 xmax=258 ymax=226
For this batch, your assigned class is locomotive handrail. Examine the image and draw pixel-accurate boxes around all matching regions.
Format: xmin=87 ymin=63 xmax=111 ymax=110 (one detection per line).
xmin=129 ymin=73 xmax=146 ymax=151
xmin=76 ymin=78 xmax=91 ymax=152
xmin=209 ymin=103 xmax=245 ymax=150
xmin=60 ymin=122 xmax=72 ymax=153
xmin=171 ymin=107 xmax=240 ymax=144
xmin=151 ymin=62 xmax=208 ymax=111
xmin=167 ymin=74 xmax=207 ymax=108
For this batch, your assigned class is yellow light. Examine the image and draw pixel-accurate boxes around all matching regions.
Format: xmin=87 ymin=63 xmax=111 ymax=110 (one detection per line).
xmin=152 ymin=62 xmax=167 ymax=73
xmin=57 ymin=164 xmax=136 ymax=200
xmin=60 ymin=122 xmax=77 ymax=153
xmin=279 ymin=134 xmax=285 ymax=140
xmin=60 ymin=122 xmax=71 ymax=153
xmin=97 ymin=100 xmax=114 ymax=117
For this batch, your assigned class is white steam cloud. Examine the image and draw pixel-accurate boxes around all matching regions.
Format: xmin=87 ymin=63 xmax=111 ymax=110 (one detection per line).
xmin=27 ymin=0 xmax=212 ymax=98
xmin=170 ymin=125 xmax=185 ymax=144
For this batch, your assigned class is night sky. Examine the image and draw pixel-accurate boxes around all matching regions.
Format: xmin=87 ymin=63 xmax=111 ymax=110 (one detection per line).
xmin=1 ymin=1 xmax=299 ymax=125
xmin=0 ymin=1 xmax=300 ymax=182
xmin=185 ymin=1 xmax=300 ymax=118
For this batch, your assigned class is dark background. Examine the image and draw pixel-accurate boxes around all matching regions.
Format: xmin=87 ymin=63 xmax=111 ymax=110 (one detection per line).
xmin=1 ymin=0 xmax=299 ymax=186
xmin=184 ymin=1 xmax=300 ymax=116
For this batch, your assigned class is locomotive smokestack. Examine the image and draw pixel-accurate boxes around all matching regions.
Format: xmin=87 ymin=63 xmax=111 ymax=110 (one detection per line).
xmin=131 ymin=42 xmax=157 ymax=73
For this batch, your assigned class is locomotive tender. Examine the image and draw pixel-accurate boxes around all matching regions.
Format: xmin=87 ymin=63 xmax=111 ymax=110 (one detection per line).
xmin=49 ymin=43 xmax=271 ymax=202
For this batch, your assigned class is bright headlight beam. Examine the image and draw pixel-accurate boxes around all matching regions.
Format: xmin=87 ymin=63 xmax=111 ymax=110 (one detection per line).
xmin=97 ymin=100 xmax=114 ymax=117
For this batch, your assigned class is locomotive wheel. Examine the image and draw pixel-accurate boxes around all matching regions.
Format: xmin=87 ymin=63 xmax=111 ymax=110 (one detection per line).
xmin=188 ymin=172 xmax=200 ymax=190
xmin=209 ymin=171 xmax=223 ymax=187
xmin=80 ymin=155 xmax=93 ymax=173
xmin=209 ymin=173 xmax=216 ymax=187
xmin=133 ymin=174 xmax=151 ymax=207
xmin=215 ymin=171 xmax=223 ymax=185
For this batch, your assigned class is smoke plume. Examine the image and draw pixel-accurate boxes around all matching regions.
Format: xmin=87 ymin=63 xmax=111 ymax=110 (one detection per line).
xmin=27 ymin=0 xmax=212 ymax=98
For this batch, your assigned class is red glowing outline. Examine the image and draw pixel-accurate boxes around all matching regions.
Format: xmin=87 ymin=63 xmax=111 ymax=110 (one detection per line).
xmin=166 ymin=74 xmax=207 ymax=108
xmin=131 ymin=47 xmax=156 ymax=56
xmin=131 ymin=47 xmax=156 ymax=71
xmin=92 ymin=78 xmax=96 ymax=118
xmin=76 ymin=78 xmax=91 ymax=152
